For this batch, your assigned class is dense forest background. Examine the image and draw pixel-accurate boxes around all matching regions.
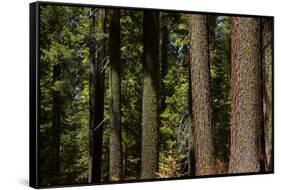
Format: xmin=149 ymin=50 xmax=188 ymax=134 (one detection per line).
xmin=39 ymin=5 xmax=273 ymax=186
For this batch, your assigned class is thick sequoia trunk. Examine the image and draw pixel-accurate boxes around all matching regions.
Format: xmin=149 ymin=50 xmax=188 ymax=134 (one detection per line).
xmin=262 ymin=18 xmax=273 ymax=171
xmin=229 ymin=17 xmax=265 ymax=173
xmin=141 ymin=11 xmax=160 ymax=179
xmin=109 ymin=10 xmax=123 ymax=181
xmin=50 ymin=63 xmax=61 ymax=184
xmin=88 ymin=10 xmax=105 ymax=183
xmin=189 ymin=15 xmax=216 ymax=175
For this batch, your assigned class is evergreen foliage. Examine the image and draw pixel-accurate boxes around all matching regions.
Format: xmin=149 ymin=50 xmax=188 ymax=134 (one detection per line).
xmin=38 ymin=5 xmax=273 ymax=186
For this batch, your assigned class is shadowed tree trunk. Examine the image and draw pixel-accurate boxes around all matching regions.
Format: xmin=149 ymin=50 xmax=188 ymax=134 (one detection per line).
xmin=160 ymin=23 xmax=168 ymax=112
xmin=141 ymin=11 xmax=160 ymax=179
xmin=189 ymin=15 xmax=216 ymax=175
xmin=187 ymin=27 xmax=195 ymax=176
xmin=88 ymin=9 xmax=105 ymax=183
xmin=207 ymin=15 xmax=218 ymax=162
xmin=109 ymin=9 xmax=123 ymax=181
xmin=262 ymin=18 xmax=273 ymax=171
xmin=50 ymin=62 xmax=61 ymax=184
xmin=229 ymin=17 xmax=265 ymax=173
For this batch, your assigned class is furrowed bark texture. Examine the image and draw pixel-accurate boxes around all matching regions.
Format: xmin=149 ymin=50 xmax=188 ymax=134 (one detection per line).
xmin=189 ymin=15 xmax=216 ymax=176
xmin=262 ymin=18 xmax=273 ymax=171
xmin=141 ymin=11 xmax=160 ymax=179
xmin=88 ymin=10 xmax=105 ymax=183
xmin=229 ymin=17 xmax=264 ymax=173
xmin=109 ymin=10 xmax=123 ymax=181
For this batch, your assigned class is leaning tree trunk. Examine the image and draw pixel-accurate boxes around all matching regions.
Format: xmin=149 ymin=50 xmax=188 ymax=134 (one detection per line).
xmin=88 ymin=9 xmax=105 ymax=183
xmin=262 ymin=18 xmax=273 ymax=171
xmin=141 ymin=11 xmax=160 ymax=179
xmin=109 ymin=10 xmax=123 ymax=181
xmin=189 ymin=15 xmax=216 ymax=176
xmin=229 ymin=17 xmax=265 ymax=173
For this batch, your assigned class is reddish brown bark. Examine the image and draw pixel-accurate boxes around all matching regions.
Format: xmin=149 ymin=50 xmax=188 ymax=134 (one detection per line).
xmin=229 ymin=17 xmax=265 ymax=173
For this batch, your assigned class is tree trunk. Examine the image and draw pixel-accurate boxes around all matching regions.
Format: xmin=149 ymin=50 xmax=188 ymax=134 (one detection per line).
xmin=187 ymin=28 xmax=195 ymax=176
xmin=109 ymin=10 xmax=123 ymax=181
xmin=207 ymin=15 xmax=218 ymax=162
xmin=88 ymin=9 xmax=105 ymax=183
xmin=141 ymin=11 xmax=160 ymax=179
xmin=160 ymin=24 xmax=168 ymax=112
xmin=189 ymin=15 xmax=216 ymax=175
xmin=229 ymin=17 xmax=265 ymax=173
xmin=262 ymin=18 xmax=273 ymax=171
xmin=50 ymin=62 xmax=61 ymax=184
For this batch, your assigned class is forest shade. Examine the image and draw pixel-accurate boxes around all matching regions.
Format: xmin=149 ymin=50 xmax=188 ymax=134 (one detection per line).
xmin=36 ymin=4 xmax=273 ymax=187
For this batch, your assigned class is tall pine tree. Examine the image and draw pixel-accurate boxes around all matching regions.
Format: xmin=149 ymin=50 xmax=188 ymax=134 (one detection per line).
xmin=189 ymin=15 xmax=216 ymax=175
xmin=141 ymin=11 xmax=160 ymax=179
xmin=109 ymin=9 xmax=123 ymax=181
xmin=229 ymin=17 xmax=265 ymax=173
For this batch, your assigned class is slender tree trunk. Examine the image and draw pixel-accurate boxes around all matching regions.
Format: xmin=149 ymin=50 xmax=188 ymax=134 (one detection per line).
xmin=50 ymin=62 xmax=61 ymax=184
xmin=262 ymin=18 xmax=273 ymax=171
xmin=141 ymin=11 xmax=160 ymax=179
xmin=160 ymin=24 xmax=168 ymax=112
xmin=229 ymin=17 xmax=265 ymax=173
xmin=208 ymin=16 xmax=218 ymax=162
xmin=88 ymin=9 xmax=105 ymax=183
xmin=109 ymin=10 xmax=123 ymax=181
xmin=88 ymin=11 xmax=97 ymax=183
xmin=187 ymin=28 xmax=195 ymax=176
xmin=189 ymin=15 xmax=216 ymax=175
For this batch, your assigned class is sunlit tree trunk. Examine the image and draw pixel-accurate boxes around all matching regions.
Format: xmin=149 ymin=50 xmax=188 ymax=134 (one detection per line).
xmin=189 ymin=15 xmax=216 ymax=175
xmin=229 ymin=17 xmax=265 ymax=173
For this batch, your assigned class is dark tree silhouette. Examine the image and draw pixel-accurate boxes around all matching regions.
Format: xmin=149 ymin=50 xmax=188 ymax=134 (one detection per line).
xmin=109 ymin=9 xmax=123 ymax=181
